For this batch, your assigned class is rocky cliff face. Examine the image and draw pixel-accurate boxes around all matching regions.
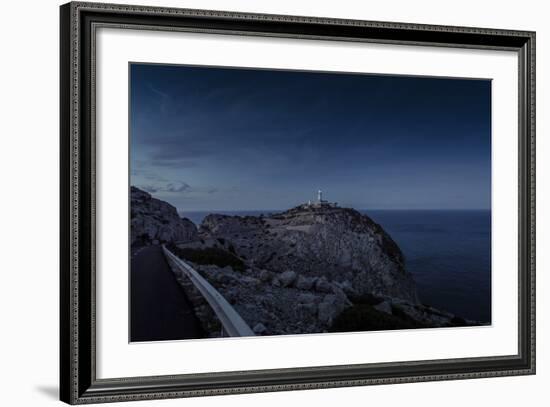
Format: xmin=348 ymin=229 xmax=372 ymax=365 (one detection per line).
xmin=130 ymin=186 xmax=198 ymax=246
xmin=133 ymin=192 xmax=472 ymax=337
xmin=165 ymin=204 xmax=428 ymax=336
xmin=200 ymin=204 xmax=418 ymax=304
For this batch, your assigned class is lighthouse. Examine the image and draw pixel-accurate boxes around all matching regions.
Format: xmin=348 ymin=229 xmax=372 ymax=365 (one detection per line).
xmin=303 ymin=189 xmax=337 ymax=209
xmin=305 ymin=189 xmax=337 ymax=208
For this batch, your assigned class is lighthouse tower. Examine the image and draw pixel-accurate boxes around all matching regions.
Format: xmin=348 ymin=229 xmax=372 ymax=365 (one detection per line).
xmin=306 ymin=189 xmax=337 ymax=208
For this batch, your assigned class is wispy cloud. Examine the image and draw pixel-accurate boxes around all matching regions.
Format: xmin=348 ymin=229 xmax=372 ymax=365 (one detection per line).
xmin=136 ymin=180 xmax=191 ymax=194
xmin=147 ymin=83 xmax=171 ymax=114
xmin=166 ymin=181 xmax=191 ymax=193
xmin=140 ymin=184 xmax=159 ymax=193
xmin=134 ymin=180 xmax=226 ymax=200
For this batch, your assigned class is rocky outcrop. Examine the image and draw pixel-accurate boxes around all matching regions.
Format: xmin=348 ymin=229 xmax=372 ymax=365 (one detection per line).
xmin=164 ymin=204 xmax=427 ymax=336
xmin=134 ymin=192 xmax=472 ymax=336
xmin=130 ymin=186 xmax=198 ymax=246
xmin=200 ymin=204 xmax=418 ymax=304
xmin=182 ymin=262 xmax=351 ymax=336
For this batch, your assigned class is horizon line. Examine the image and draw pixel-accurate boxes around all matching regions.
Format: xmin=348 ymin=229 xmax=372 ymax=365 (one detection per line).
xmin=177 ymin=208 xmax=491 ymax=213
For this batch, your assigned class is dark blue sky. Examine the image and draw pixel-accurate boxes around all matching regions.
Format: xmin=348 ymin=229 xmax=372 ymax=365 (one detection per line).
xmin=130 ymin=63 xmax=491 ymax=211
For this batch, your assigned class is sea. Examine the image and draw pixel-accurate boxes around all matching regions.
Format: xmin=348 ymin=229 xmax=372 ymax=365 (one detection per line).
xmin=180 ymin=209 xmax=491 ymax=323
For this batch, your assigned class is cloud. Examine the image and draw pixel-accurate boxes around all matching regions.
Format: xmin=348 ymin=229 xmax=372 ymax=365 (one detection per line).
xmin=134 ymin=180 xmax=227 ymax=200
xmin=147 ymin=158 xmax=198 ymax=169
xmin=140 ymin=185 xmax=159 ymax=193
xmin=148 ymin=83 xmax=170 ymax=99
xmin=136 ymin=181 xmax=192 ymax=194
xmin=147 ymin=83 xmax=172 ymax=114
xmin=166 ymin=182 xmax=191 ymax=193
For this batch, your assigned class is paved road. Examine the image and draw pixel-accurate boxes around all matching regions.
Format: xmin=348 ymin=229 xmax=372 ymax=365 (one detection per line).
xmin=130 ymin=245 xmax=204 ymax=342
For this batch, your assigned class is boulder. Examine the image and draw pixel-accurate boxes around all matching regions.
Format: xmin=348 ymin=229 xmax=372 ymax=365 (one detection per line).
xmin=295 ymin=303 xmax=318 ymax=319
xmin=374 ymin=300 xmax=393 ymax=315
xmin=295 ymin=275 xmax=316 ymax=290
xmin=253 ymin=323 xmax=267 ymax=334
xmin=315 ymin=277 xmax=332 ymax=293
xmin=240 ymin=276 xmax=261 ymax=288
xmin=297 ymin=292 xmax=317 ymax=304
xmin=279 ymin=270 xmax=297 ymax=287
xmin=337 ymin=280 xmax=355 ymax=296
xmin=317 ymin=293 xmax=350 ymax=325
xmin=258 ymin=269 xmax=273 ymax=282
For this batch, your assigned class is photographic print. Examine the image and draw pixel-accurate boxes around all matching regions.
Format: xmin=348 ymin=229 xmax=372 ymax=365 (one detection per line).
xmin=60 ymin=6 xmax=535 ymax=402
xmin=129 ymin=63 xmax=491 ymax=342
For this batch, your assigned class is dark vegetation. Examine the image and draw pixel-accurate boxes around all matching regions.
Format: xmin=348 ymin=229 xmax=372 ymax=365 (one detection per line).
xmin=329 ymin=303 xmax=425 ymax=333
xmin=329 ymin=292 xmax=426 ymax=332
xmin=450 ymin=316 xmax=468 ymax=326
xmin=390 ymin=305 xmax=426 ymax=327
xmin=170 ymin=246 xmax=245 ymax=272
xmin=348 ymin=293 xmax=384 ymax=306
xmin=330 ymin=293 xmax=474 ymax=332
xmin=132 ymin=233 xmax=152 ymax=247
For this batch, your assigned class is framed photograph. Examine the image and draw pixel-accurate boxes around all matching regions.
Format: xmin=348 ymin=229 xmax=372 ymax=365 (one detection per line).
xmin=60 ymin=1 xmax=535 ymax=404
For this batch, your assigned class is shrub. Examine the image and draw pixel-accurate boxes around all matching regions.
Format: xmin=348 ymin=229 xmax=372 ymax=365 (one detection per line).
xmin=173 ymin=247 xmax=245 ymax=272
xmin=389 ymin=305 xmax=426 ymax=327
xmin=349 ymin=293 xmax=384 ymax=306
xmin=329 ymin=304 xmax=425 ymax=333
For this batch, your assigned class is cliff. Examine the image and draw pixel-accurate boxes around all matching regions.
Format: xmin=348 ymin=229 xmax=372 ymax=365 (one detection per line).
xmin=131 ymin=192 xmax=474 ymax=336
xmin=130 ymin=186 xmax=198 ymax=246
xmin=200 ymin=204 xmax=418 ymax=304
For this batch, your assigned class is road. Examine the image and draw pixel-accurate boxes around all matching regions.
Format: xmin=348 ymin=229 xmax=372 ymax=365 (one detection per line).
xmin=130 ymin=245 xmax=204 ymax=342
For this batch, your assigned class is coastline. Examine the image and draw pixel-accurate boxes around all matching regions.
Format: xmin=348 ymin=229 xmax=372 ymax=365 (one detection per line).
xmin=180 ymin=208 xmax=491 ymax=323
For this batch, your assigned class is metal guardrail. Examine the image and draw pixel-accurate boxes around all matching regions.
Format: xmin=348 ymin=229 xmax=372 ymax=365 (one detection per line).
xmin=162 ymin=245 xmax=255 ymax=337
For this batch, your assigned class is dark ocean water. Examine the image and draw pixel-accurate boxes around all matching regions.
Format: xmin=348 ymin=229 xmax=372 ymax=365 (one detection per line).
xmin=365 ymin=210 xmax=491 ymax=323
xmin=181 ymin=209 xmax=491 ymax=323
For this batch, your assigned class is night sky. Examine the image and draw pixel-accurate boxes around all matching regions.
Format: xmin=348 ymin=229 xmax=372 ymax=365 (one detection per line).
xmin=130 ymin=63 xmax=491 ymax=212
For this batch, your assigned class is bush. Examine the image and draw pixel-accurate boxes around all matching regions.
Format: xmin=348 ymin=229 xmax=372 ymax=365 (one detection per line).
xmin=349 ymin=293 xmax=384 ymax=306
xmin=173 ymin=247 xmax=245 ymax=272
xmin=390 ymin=305 xmax=427 ymax=327
xmin=329 ymin=304 xmax=425 ymax=333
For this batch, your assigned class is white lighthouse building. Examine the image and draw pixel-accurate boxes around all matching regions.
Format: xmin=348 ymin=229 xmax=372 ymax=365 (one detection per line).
xmin=304 ymin=189 xmax=337 ymax=208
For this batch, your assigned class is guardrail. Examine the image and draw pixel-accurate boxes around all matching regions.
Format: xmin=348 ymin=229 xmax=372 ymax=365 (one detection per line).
xmin=162 ymin=245 xmax=255 ymax=337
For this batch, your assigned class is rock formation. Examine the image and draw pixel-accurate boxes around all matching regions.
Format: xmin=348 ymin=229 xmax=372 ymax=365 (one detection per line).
xmin=200 ymin=204 xmax=418 ymax=304
xmin=131 ymin=191 xmax=476 ymax=336
xmin=130 ymin=186 xmax=198 ymax=246
xmin=168 ymin=204 xmax=434 ymax=336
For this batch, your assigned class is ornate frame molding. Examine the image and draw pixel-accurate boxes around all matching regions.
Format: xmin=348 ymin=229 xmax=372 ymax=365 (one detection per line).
xmin=60 ymin=2 xmax=535 ymax=404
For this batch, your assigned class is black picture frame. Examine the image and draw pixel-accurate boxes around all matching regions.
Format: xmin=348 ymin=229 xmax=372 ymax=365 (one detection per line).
xmin=60 ymin=2 xmax=536 ymax=404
